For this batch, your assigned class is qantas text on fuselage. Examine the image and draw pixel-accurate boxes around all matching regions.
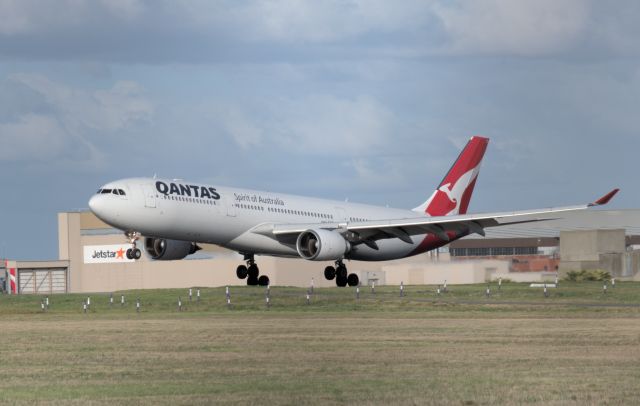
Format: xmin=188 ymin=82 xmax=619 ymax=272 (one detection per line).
xmin=89 ymin=136 xmax=618 ymax=287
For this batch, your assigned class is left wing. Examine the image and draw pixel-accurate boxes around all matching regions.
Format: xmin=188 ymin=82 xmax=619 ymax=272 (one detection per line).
xmin=251 ymin=189 xmax=619 ymax=248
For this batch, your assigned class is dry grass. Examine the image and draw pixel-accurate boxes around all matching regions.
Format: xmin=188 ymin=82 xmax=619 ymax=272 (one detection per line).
xmin=1 ymin=283 xmax=639 ymax=404
xmin=0 ymin=312 xmax=639 ymax=405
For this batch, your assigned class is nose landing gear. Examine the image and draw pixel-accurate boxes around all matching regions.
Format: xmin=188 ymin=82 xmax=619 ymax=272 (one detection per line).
xmin=236 ymin=254 xmax=270 ymax=286
xmin=324 ymin=260 xmax=359 ymax=287
xmin=125 ymin=231 xmax=142 ymax=260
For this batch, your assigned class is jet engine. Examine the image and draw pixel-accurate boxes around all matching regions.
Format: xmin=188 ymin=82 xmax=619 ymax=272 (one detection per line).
xmin=296 ymin=229 xmax=350 ymax=261
xmin=144 ymin=238 xmax=200 ymax=260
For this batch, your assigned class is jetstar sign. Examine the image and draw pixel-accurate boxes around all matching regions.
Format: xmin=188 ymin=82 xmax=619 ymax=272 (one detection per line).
xmin=83 ymin=245 xmax=136 ymax=264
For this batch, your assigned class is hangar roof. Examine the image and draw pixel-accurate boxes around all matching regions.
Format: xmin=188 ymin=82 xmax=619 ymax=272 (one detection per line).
xmin=472 ymin=209 xmax=640 ymax=239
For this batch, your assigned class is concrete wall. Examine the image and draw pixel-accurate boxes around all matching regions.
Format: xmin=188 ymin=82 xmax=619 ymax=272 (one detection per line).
xmin=559 ymin=229 xmax=625 ymax=262
xmin=558 ymin=229 xmax=628 ymax=276
xmin=382 ymin=259 xmax=509 ymax=285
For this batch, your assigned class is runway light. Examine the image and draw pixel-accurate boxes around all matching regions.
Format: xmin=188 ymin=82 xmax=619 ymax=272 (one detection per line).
xmin=400 ymin=281 xmax=404 ymax=297
xmin=485 ymin=285 xmax=491 ymax=298
xmin=109 ymin=293 xmax=113 ymax=307
xmin=136 ymin=298 xmax=140 ymax=313
xmin=437 ymin=286 xmax=441 ymax=296
xmin=225 ymin=286 xmax=230 ymax=300
xmin=612 ymin=278 xmax=616 ymax=288
xmin=443 ymin=280 xmax=448 ymax=293
xmin=121 ymin=295 xmax=125 ymax=306
xmin=196 ymin=289 xmax=200 ymax=303
xmin=371 ymin=281 xmax=375 ymax=294
xmin=83 ymin=303 xmax=87 ymax=314
xmin=603 ymin=283 xmax=608 ymax=294
xmin=544 ymin=284 xmax=549 ymax=298
xmin=226 ymin=297 xmax=231 ymax=309
xmin=306 ymin=293 xmax=310 ymax=305
xmin=266 ymin=296 xmax=270 ymax=309
xmin=356 ymin=286 xmax=360 ymax=300
xmin=178 ymin=297 xmax=182 ymax=312
xmin=189 ymin=288 xmax=192 ymax=302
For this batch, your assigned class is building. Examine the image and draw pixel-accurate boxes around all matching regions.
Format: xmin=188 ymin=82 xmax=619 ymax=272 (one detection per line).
xmin=2 ymin=209 xmax=640 ymax=294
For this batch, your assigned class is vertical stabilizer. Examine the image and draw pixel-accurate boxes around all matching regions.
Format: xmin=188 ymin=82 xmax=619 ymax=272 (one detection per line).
xmin=413 ymin=136 xmax=489 ymax=216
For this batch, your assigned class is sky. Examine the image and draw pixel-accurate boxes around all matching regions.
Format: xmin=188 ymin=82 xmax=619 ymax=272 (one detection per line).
xmin=1 ymin=0 xmax=638 ymax=260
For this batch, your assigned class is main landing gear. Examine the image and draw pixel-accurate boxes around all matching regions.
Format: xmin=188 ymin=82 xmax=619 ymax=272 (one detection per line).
xmin=236 ymin=254 xmax=270 ymax=286
xmin=324 ymin=260 xmax=359 ymax=287
xmin=125 ymin=231 xmax=142 ymax=260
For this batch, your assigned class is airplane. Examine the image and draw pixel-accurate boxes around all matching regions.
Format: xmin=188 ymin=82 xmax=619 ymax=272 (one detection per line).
xmin=88 ymin=136 xmax=618 ymax=287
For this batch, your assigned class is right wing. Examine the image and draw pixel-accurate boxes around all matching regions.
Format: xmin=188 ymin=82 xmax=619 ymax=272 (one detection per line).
xmin=252 ymin=189 xmax=619 ymax=248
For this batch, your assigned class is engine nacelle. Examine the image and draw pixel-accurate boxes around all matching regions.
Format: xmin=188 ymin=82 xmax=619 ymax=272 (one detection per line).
xmin=296 ymin=229 xmax=350 ymax=261
xmin=144 ymin=238 xmax=200 ymax=260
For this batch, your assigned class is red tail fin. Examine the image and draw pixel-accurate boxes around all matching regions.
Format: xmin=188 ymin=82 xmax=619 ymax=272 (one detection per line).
xmin=413 ymin=136 xmax=489 ymax=216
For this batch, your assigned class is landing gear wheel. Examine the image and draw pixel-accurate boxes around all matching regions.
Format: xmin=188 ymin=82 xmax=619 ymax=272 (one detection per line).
xmin=236 ymin=265 xmax=248 ymax=279
xmin=337 ymin=265 xmax=347 ymax=279
xmin=247 ymin=275 xmax=259 ymax=286
xmin=347 ymin=273 xmax=359 ymax=287
xmin=258 ymin=275 xmax=270 ymax=286
xmin=132 ymin=248 xmax=141 ymax=260
xmin=248 ymin=264 xmax=259 ymax=279
xmin=126 ymin=248 xmax=133 ymax=260
xmin=336 ymin=274 xmax=348 ymax=287
xmin=324 ymin=266 xmax=336 ymax=280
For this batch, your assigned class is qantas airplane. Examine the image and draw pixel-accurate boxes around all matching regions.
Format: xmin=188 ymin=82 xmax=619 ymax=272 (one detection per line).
xmin=88 ymin=136 xmax=618 ymax=287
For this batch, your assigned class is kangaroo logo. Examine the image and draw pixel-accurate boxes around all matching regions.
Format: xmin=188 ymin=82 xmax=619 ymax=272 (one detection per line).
xmin=427 ymin=167 xmax=478 ymax=216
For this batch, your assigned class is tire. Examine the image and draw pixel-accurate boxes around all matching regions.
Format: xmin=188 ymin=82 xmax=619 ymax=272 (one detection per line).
xmin=236 ymin=265 xmax=248 ymax=279
xmin=133 ymin=248 xmax=141 ymax=260
xmin=337 ymin=265 xmax=347 ymax=279
xmin=347 ymin=273 xmax=359 ymax=287
xmin=247 ymin=275 xmax=259 ymax=286
xmin=336 ymin=275 xmax=348 ymax=287
xmin=324 ymin=266 xmax=336 ymax=280
xmin=258 ymin=275 xmax=270 ymax=286
xmin=248 ymin=264 xmax=259 ymax=278
xmin=126 ymin=248 xmax=133 ymax=260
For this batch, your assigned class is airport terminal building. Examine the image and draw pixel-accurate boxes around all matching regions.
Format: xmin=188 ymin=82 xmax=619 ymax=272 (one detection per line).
xmin=2 ymin=209 xmax=640 ymax=294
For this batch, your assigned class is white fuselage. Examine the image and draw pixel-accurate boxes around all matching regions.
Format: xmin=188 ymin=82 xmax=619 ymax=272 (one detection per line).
xmin=89 ymin=178 xmax=464 ymax=261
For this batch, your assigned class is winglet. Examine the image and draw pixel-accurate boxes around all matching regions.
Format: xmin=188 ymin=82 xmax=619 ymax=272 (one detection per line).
xmin=588 ymin=188 xmax=620 ymax=207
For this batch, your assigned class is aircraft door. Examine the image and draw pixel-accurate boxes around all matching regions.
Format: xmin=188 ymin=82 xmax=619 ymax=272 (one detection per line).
xmin=142 ymin=184 xmax=156 ymax=208
xmin=225 ymin=196 xmax=236 ymax=217
xmin=334 ymin=207 xmax=347 ymax=222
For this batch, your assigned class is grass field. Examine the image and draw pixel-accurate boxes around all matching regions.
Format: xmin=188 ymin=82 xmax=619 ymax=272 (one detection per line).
xmin=1 ymin=282 xmax=639 ymax=405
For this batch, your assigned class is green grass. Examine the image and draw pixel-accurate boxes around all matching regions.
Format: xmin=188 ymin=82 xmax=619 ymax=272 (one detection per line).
xmin=0 ymin=282 xmax=639 ymax=405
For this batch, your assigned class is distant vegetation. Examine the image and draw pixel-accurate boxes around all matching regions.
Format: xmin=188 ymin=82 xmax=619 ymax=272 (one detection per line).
xmin=564 ymin=269 xmax=611 ymax=282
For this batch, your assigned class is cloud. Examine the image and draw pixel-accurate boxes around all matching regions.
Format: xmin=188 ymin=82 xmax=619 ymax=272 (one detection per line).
xmin=270 ymin=94 xmax=393 ymax=154
xmin=434 ymin=0 xmax=590 ymax=56
xmin=2 ymin=0 xmax=640 ymax=63
xmin=0 ymin=113 xmax=67 ymax=161
xmin=0 ymin=74 xmax=153 ymax=165
xmin=220 ymin=107 xmax=264 ymax=149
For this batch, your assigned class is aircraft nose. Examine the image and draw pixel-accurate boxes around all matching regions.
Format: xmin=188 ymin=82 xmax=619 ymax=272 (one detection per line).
xmin=88 ymin=195 xmax=103 ymax=215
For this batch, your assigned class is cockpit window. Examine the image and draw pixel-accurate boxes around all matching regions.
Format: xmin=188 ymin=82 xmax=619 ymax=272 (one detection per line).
xmin=100 ymin=189 xmax=112 ymax=194
xmin=118 ymin=189 xmax=126 ymax=196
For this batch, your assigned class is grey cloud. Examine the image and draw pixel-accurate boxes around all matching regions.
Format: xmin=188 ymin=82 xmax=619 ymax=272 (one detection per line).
xmin=3 ymin=1 xmax=637 ymax=63
xmin=0 ymin=74 xmax=153 ymax=165
xmin=433 ymin=0 xmax=590 ymax=56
